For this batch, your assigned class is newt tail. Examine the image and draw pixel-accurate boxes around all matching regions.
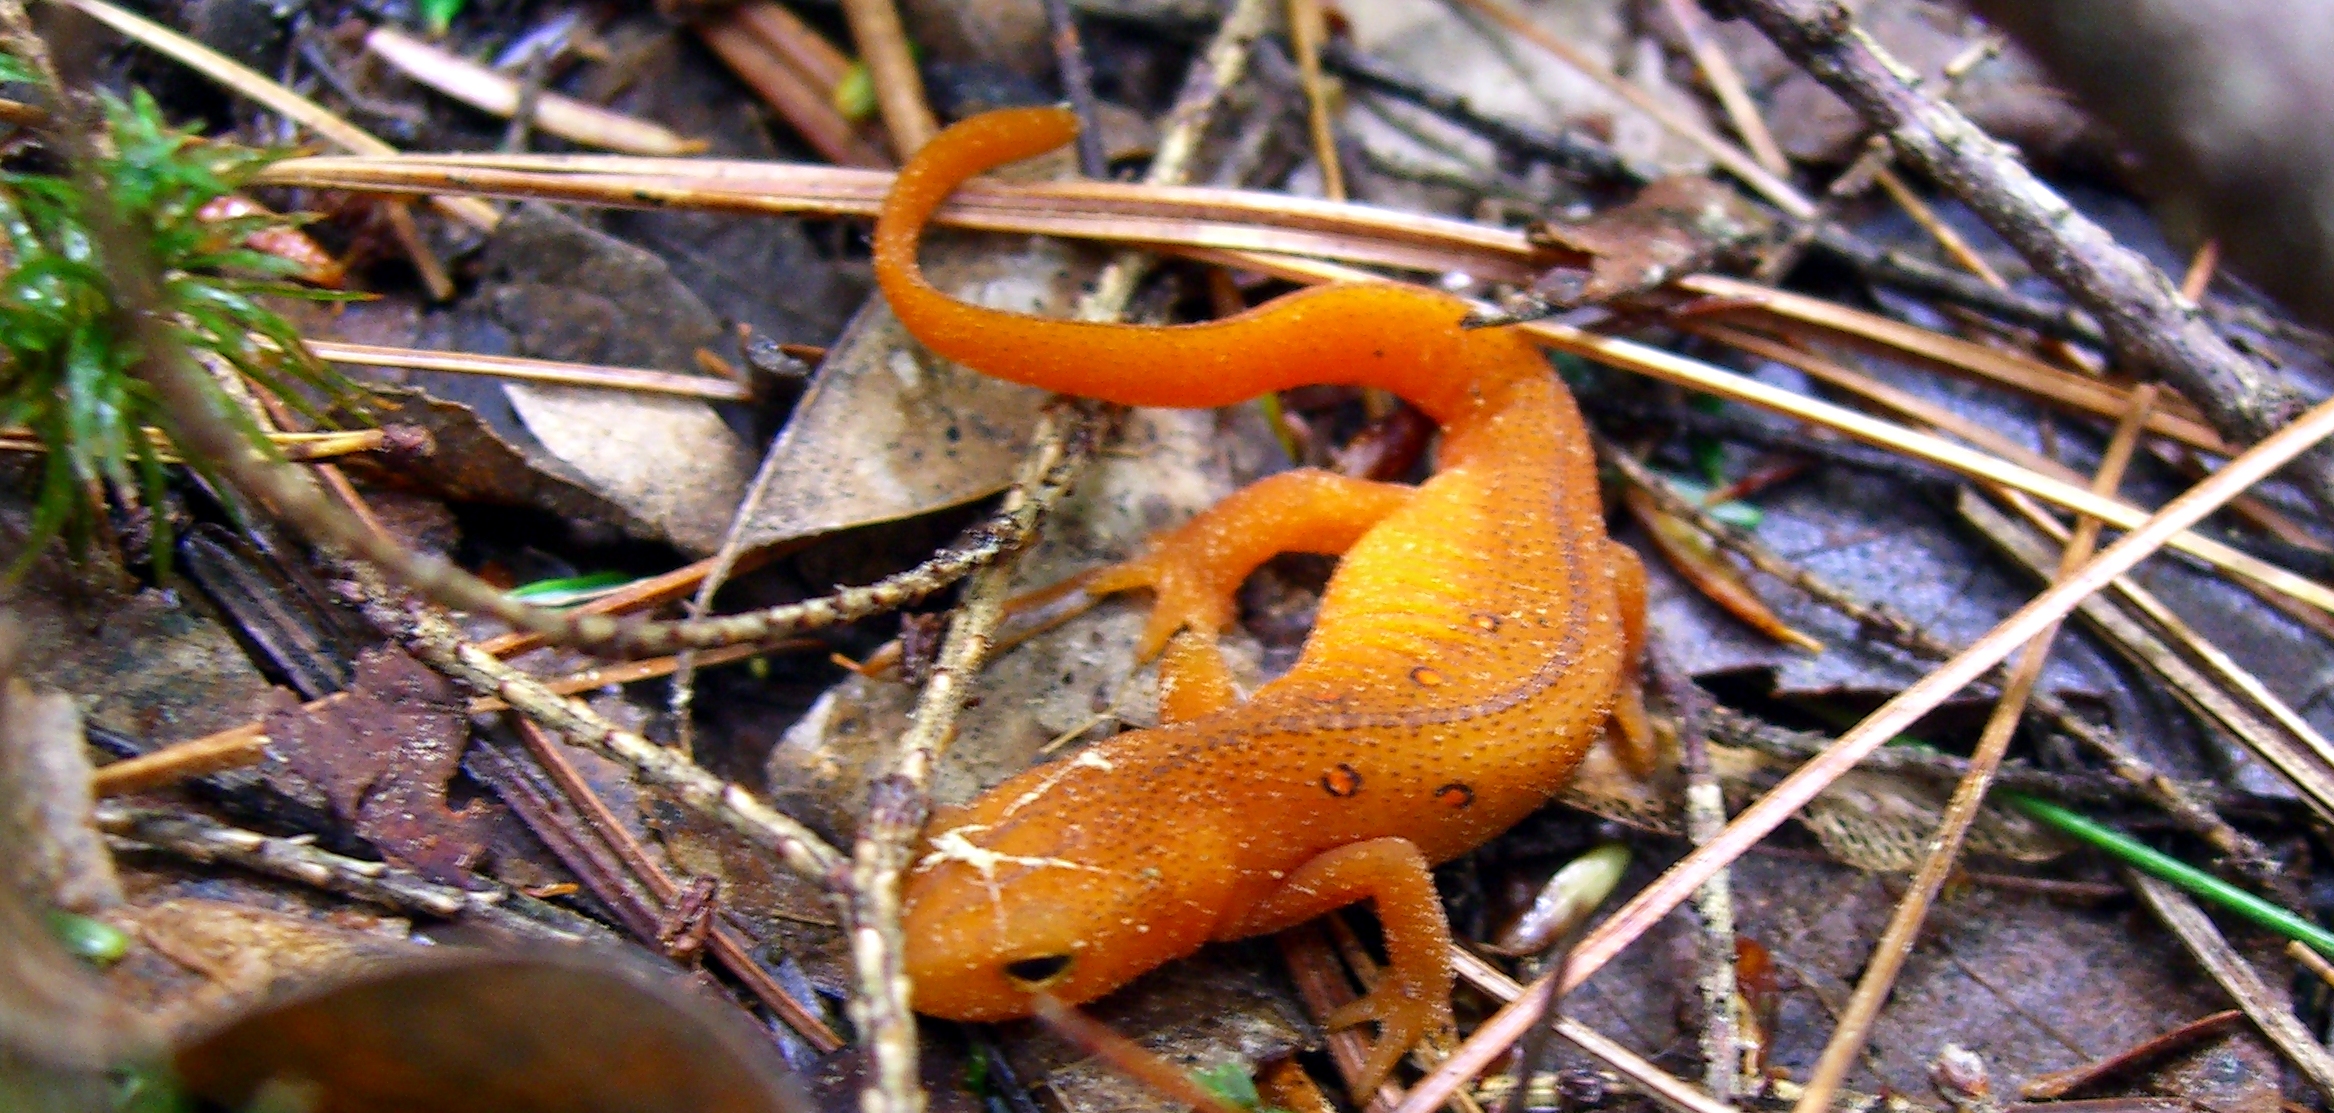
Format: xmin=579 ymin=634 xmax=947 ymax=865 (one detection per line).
xmin=881 ymin=107 xmax=1645 ymax=1093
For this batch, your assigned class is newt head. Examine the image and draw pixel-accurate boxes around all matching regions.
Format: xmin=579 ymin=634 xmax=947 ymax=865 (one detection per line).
xmin=901 ymin=748 xmax=1230 ymax=1021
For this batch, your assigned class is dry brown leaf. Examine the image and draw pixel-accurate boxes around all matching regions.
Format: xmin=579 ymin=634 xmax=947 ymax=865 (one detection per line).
xmin=731 ymin=230 xmax=1099 ymax=551
xmin=267 ymin=650 xmax=489 ymax=884
xmin=175 ymin=949 xmax=809 ymax=1113
xmin=1527 ymin=175 xmax=1772 ymax=306
xmin=468 ymin=205 xmax=755 ymax=555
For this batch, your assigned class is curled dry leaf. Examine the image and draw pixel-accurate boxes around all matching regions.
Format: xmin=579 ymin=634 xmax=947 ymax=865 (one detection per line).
xmin=1526 ymin=175 xmax=1772 ymax=307
xmin=342 ymin=386 xmax=702 ymax=547
xmin=462 ymin=204 xmax=755 ymax=555
xmin=1622 ymin=484 xmax=1824 ymax=653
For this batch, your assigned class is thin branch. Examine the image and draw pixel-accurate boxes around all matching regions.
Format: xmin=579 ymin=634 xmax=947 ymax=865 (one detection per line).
xmin=1042 ymin=0 xmax=1108 ymax=178
xmin=362 ymin=26 xmax=704 ymax=156
xmin=1679 ymin=723 xmax=1743 ymax=1102
xmin=846 ymin=404 xmax=1099 ymax=1113
xmin=351 ymin=566 xmax=849 ymax=887
xmin=95 ymin=803 xmax=591 ymax=942
xmin=497 ymin=720 xmax=846 ymax=1051
xmin=1723 ymin=0 xmax=2334 ymax=519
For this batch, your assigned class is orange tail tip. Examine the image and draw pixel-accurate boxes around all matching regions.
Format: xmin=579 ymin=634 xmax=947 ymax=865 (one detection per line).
xmin=871 ymin=108 xmax=1524 ymax=422
xmin=871 ymin=105 xmax=1079 ymax=292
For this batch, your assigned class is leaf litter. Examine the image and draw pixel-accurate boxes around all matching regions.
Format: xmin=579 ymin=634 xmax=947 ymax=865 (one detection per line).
xmin=5 ymin=0 xmax=2334 ymax=1110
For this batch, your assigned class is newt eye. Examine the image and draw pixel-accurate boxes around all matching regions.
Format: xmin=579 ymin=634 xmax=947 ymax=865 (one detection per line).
xmin=1003 ymin=954 xmax=1074 ymax=988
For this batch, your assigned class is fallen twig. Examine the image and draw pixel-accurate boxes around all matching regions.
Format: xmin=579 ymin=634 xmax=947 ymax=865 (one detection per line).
xmin=353 ymin=565 xmax=849 ymax=887
xmin=1041 ymin=0 xmax=1108 ymax=178
xmin=1724 ymin=0 xmax=2334 ymax=519
xmin=95 ymin=802 xmax=592 ymax=942
xmin=53 ymin=0 xmax=497 ymax=232
xmin=1679 ymin=723 xmax=1744 ymax=1102
xmin=695 ymin=2 xmax=889 ymax=168
xmin=839 ymin=0 xmax=935 ymax=156
xmin=2127 ymin=871 xmax=2334 ymax=1099
xmin=491 ymin=721 xmax=845 ymax=1051
xmin=362 ymin=26 xmax=705 ymax=156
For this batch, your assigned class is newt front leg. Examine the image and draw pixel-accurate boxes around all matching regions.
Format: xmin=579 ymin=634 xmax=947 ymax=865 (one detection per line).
xmin=1090 ymin=469 xmax=1415 ymax=659
xmin=1217 ymin=838 xmax=1453 ymax=1091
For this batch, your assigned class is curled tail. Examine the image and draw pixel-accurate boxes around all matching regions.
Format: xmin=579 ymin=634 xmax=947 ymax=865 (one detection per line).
xmin=873 ymin=107 xmax=1537 ymax=423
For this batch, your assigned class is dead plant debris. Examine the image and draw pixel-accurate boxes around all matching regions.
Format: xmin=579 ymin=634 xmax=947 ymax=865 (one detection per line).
xmin=5 ymin=2 xmax=2334 ymax=1113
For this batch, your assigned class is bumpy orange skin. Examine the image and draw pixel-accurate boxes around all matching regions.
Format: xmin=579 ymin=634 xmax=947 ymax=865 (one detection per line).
xmin=879 ymin=108 xmax=1644 ymax=1091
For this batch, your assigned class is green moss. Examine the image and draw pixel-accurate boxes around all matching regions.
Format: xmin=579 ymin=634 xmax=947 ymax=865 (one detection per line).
xmin=1 ymin=84 xmax=359 ymax=576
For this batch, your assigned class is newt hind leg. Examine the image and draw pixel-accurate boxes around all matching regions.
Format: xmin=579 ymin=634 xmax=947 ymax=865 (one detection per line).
xmin=1603 ymin=539 xmax=1657 ymax=776
xmin=1156 ymin=630 xmax=1238 ymax=724
xmin=1217 ymin=837 xmax=1453 ymax=1094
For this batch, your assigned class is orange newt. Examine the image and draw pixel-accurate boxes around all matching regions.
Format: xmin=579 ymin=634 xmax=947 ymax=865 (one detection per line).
xmin=879 ymin=107 xmax=1648 ymax=1090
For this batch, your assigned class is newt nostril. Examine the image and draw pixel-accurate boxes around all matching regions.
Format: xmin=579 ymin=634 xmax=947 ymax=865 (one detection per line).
xmin=1002 ymin=954 xmax=1074 ymax=988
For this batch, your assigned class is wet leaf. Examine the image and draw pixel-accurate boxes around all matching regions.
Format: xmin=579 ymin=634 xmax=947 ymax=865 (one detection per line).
xmin=266 ymin=648 xmax=489 ymax=884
